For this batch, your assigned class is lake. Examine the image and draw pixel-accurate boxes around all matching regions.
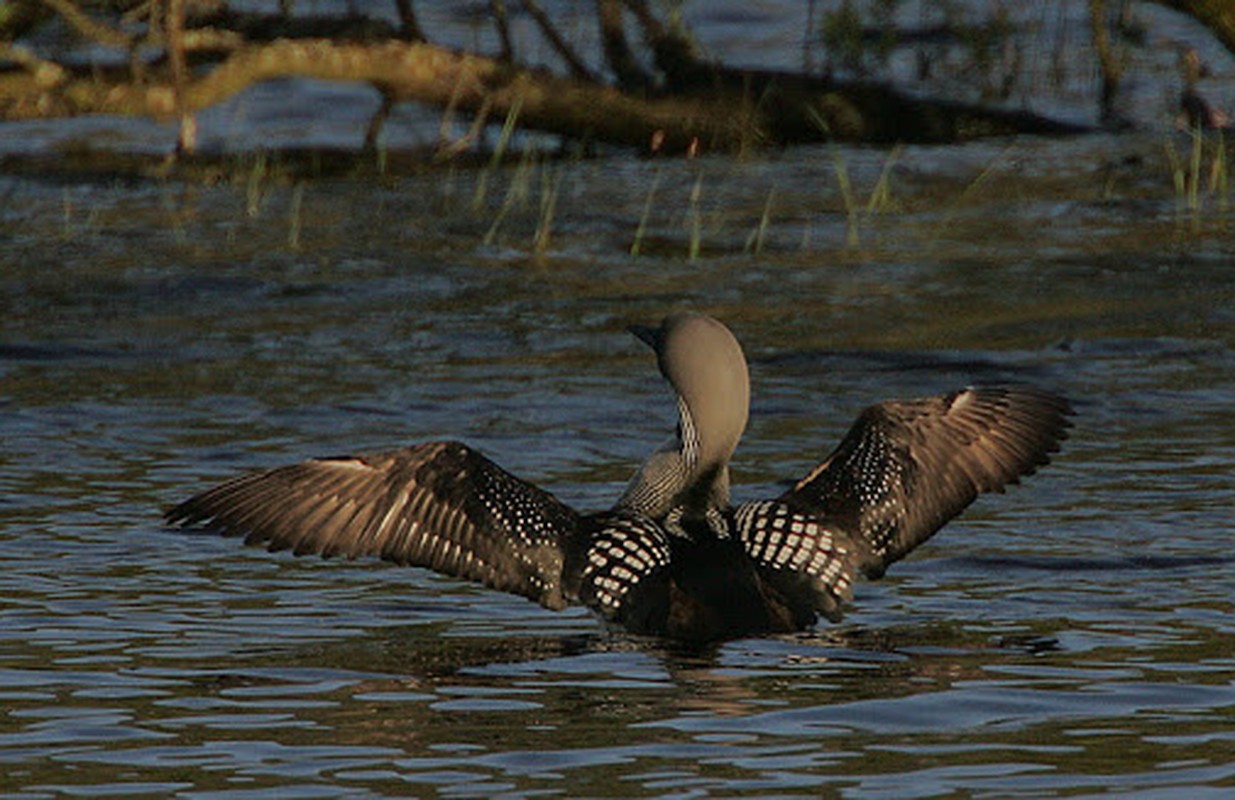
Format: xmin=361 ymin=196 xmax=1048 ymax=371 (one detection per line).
xmin=3 ymin=1 xmax=1235 ymax=797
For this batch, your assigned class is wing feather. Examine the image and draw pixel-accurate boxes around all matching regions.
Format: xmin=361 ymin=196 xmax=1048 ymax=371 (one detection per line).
xmin=165 ymin=441 xmax=580 ymax=609
xmin=782 ymin=386 xmax=1072 ymax=578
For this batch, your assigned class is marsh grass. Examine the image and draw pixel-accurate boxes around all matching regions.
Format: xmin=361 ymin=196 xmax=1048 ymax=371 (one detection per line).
xmin=625 ymin=166 xmax=713 ymax=260
xmin=630 ymin=166 xmax=663 ymax=256
xmin=832 ymin=147 xmax=859 ymax=248
xmin=830 ymin=143 xmax=902 ymax=249
xmin=288 ymin=182 xmax=305 ymax=250
xmin=916 ymin=143 xmax=1015 ymax=250
xmin=533 ymin=164 xmax=561 ymax=255
xmin=483 ymin=143 xmax=538 ymax=246
xmin=1164 ymin=128 xmax=1231 ymax=226
xmin=470 ymin=137 xmax=576 ymax=255
xmin=375 ymin=138 xmax=388 ymax=176
xmin=116 ymin=103 xmax=1230 ymax=268
xmin=687 ymin=172 xmax=704 ymax=261
xmin=473 ymin=97 xmax=523 ymax=214
xmin=867 ymin=147 xmax=900 ymax=214
xmin=745 ymin=187 xmax=775 ymax=255
xmin=1213 ymin=131 xmax=1229 ymax=213
xmin=245 ymin=151 xmax=268 ymax=217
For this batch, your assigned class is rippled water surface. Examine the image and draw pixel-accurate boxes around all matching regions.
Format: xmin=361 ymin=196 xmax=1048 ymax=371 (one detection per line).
xmin=4 ymin=3 xmax=1235 ymax=796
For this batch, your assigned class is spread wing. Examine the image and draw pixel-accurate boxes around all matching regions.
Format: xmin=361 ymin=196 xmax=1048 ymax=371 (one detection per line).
xmin=165 ymin=441 xmax=580 ymax=609
xmin=780 ymin=386 xmax=1072 ymax=579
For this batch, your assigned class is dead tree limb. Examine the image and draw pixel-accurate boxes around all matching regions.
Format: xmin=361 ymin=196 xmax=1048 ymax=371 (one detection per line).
xmin=1088 ymin=0 xmax=1123 ymax=126
xmin=392 ymin=0 xmax=425 ymax=42
xmin=37 ymin=0 xmax=133 ymax=47
xmin=166 ymin=0 xmax=196 ymax=153
xmin=597 ymin=0 xmax=649 ymax=91
xmin=0 ymin=38 xmax=754 ymax=151
xmin=0 ymin=3 xmax=1100 ymax=153
xmin=489 ymin=0 xmax=513 ymax=62
xmin=519 ymin=0 xmax=596 ymax=82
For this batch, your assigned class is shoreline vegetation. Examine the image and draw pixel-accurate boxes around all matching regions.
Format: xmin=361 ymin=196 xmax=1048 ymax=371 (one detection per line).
xmin=1 ymin=0 xmax=1231 ymax=169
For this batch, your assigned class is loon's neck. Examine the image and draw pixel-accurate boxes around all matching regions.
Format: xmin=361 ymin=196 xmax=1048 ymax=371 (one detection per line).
xmin=616 ymin=398 xmax=732 ymax=520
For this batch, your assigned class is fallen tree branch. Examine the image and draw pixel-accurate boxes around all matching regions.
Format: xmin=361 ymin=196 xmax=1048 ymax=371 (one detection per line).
xmin=37 ymin=0 xmax=133 ymax=48
xmin=0 ymin=41 xmax=68 ymax=86
xmin=1 ymin=33 xmax=1093 ymax=152
xmin=519 ymin=0 xmax=595 ymax=82
xmin=1 ymin=2 xmax=53 ymax=42
xmin=0 ymin=4 xmax=1100 ymax=154
xmin=597 ymin=0 xmax=649 ymax=92
xmin=0 ymin=38 xmax=756 ymax=151
xmin=392 ymin=0 xmax=425 ymax=43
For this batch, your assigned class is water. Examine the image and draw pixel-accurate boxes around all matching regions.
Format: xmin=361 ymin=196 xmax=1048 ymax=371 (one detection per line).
xmin=3 ymin=2 xmax=1235 ymax=796
xmin=3 ymin=139 xmax=1232 ymax=796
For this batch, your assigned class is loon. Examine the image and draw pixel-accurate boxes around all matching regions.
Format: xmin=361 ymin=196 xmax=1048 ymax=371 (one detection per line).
xmin=166 ymin=312 xmax=1072 ymax=642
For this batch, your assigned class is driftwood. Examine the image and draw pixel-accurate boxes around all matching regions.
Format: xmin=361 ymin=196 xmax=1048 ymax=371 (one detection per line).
xmin=0 ymin=1 xmax=1231 ymax=155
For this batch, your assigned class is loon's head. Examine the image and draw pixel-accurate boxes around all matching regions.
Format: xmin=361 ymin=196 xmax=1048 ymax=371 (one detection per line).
xmin=630 ymin=311 xmax=751 ymax=482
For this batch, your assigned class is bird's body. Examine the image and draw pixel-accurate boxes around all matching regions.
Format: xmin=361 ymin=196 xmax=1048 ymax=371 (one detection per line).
xmin=167 ymin=312 xmax=1072 ymax=642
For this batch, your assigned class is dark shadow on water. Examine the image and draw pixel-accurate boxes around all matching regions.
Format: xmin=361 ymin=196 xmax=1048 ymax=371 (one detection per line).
xmin=302 ymin=611 xmax=1066 ymax=687
xmin=758 ymin=348 xmax=1062 ymax=383
xmin=940 ymin=553 xmax=1235 ymax=573
xmin=0 ymin=341 xmax=133 ymax=361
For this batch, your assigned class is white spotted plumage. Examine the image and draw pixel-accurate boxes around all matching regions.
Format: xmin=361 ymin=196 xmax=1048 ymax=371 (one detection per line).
xmin=734 ymin=500 xmax=854 ymax=607
xmin=579 ymin=516 xmax=672 ymax=611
